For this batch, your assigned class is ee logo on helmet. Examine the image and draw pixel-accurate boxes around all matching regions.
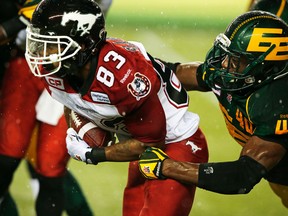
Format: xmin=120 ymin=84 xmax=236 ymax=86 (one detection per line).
xmin=247 ymin=28 xmax=288 ymax=61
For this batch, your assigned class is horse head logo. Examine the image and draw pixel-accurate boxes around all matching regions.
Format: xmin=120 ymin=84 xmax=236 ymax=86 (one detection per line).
xmin=61 ymin=11 xmax=102 ymax=36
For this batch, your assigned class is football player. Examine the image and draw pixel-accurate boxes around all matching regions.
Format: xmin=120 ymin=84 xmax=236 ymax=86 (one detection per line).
xmin=248 ymin=0 xmax=288 ymax=23
xmin=24 ymin=0 xmax=209 ymax=215
xmin=0 ymin=0 xmax=101 ymax=215
xmin=138 ymin=11 xmax=288 ymax=208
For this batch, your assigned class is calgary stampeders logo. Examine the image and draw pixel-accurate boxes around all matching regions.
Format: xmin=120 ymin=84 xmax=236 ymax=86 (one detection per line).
xmin=127 ymin=72 xmax=151 ymax=101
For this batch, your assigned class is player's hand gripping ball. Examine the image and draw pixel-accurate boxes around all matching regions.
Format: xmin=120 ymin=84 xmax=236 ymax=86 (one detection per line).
xmin=66 ymin=128 xmax=92 ymax=163
xmin=138 ymin=147 xmax=169 ymax=180
xmin=64 ymin=107 xmax=114 ymax=148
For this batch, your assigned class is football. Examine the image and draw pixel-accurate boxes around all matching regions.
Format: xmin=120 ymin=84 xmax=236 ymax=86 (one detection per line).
xmin=64 ymin=107 xmax=114 ymax=148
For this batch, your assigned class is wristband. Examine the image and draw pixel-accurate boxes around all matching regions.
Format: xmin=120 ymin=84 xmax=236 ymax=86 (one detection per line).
xmin=85 ymin=147 xmax=106 ymax=165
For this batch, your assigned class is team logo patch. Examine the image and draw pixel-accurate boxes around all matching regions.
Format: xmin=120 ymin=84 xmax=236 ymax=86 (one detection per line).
xmin=61 ymin=11 xmax=102 ymax=36
xmin=186 ymin=141 xmax=202 ymax=153
xmin=127 ymin=72 xmax=151 ymax=101
xmin=143 ymin=166 xmax=151 ymax=174
xmin=45 ymin=77 xmax=65 ymax=90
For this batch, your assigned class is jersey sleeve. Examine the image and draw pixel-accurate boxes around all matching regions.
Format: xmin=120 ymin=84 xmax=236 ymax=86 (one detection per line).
xmin=247 ymin=80 xmax=288 ymax=149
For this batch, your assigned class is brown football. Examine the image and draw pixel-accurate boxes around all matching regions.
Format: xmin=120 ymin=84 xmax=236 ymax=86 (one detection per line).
xmin=64 ymin=107 xmax=114 ymax=148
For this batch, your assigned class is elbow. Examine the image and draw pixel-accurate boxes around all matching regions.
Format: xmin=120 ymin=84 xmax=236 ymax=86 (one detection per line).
xmin=235 ymin=178 xmax=258 ymax=194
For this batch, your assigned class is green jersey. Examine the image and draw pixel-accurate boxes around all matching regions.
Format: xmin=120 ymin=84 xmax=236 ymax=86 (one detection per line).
xmin=214 ymin=75 xmax=288 ymax=147
xmin=197 ymin=64 xmax=288 ymax=185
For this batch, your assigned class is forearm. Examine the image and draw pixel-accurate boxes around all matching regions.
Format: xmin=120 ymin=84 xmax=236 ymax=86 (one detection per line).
xmin=162 ymin=159 xmax=200 ymax=184
xmin=0 ymin=17 xmax=26 ymax=45
xmin=67 ymin=128 xmax=161 ymax=164
xmin=162 ymin=156 xmax=267 ymax=194
xmin=105 ymin=139 xmax=147 ymax=161
xmin=176 ymin=62 xmax=209 ymax=91
xmin=89 ymin=138 xmax=162 ymax=163
xmin=0 ymin=25 xmax=9 ymax=45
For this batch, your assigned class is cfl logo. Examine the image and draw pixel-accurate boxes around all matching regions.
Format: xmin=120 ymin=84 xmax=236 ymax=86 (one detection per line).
xmin=45 ymin=77 xmax=65 ymax=90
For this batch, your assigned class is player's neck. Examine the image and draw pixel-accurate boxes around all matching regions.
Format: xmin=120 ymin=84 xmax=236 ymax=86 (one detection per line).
xmin=79 ymin=61 xmax=91 ymax=81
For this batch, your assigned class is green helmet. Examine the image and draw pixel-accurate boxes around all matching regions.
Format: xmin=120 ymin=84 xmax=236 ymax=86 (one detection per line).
xmin=249 ymin=0 xmax=288 ymax=24
xmin=204 ymin=10 xmax=288 ymax=93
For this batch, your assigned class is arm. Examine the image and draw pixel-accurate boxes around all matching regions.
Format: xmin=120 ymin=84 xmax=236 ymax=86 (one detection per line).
xmin=66 ymin=92 xmax=166 ymax=163
xmin=139 ymin=136 xmax=286 ymax=194
xmin=0 ymin=25 xmax=9 ymax=45
xmin=105 ymin=138 xmax=164 ymax=161
xmin=0 ymin=0 xmax=40 ymax=45
xmin=66 ymin=128 xmax=164 ymax=164
xmin=175 ymin=62 xmax=211 ymax=92
xmin=0 ymin=0 xmax=24 ymax=45
xmin=153 ymin=57 xmax=209 ymax=91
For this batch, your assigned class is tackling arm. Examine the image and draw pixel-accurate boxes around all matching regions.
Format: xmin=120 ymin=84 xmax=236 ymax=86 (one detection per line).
xmin=139 ymin=136 xmax=286 ymax=194
xmin=163 ymin=155 xmax=267 ymax=194
xmin=153 ymin=58 xmax=209 ymax=91
xmin=139 ymin=148 xmax=267 ymax=194
xmin=175 ymin=62 xmax=211 ymax=91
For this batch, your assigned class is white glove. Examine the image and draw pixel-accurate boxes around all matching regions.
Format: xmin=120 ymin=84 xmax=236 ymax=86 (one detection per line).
xmin=66 ymin=128 xmax=92 ymax=163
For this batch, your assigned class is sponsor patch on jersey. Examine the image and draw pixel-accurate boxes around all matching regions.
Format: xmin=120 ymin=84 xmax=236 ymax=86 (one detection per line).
xmin=91 ymin=92 xmax=111 ymax=104
xmin=127 ymin=72 xmax=151 ymax=101
xmin=45 ymin=77 xmax=65 ymax=90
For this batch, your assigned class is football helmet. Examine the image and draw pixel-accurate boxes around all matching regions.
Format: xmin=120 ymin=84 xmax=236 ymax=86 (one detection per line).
xmin=249 ymin=0 xmax=288 ymax=24
xmin=25 ymin=0 xmax=106 ymax=77
xmin=204 ymin=11 xmax=288 ymax=93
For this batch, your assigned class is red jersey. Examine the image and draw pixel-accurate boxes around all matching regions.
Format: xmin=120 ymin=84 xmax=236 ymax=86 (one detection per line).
xmin=43 ymin=38 xmax=199 ymax=144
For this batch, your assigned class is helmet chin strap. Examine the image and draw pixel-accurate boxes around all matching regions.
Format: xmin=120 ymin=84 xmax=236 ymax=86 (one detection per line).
xmin=57 ymin=58 xmax=82 ymax=78
xmin=77 ymin=31 xmax=106 ymax=67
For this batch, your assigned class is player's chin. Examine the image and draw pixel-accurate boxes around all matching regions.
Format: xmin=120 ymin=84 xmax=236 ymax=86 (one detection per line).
xmin=43 ymin=63 xmax=57 ymax=70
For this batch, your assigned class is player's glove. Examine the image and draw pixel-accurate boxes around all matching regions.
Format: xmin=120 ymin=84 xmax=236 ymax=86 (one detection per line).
xmin=66 ymin=128 xmax=94 ymax=164
xmin=138 ymin=147 xmax=169 ymax=180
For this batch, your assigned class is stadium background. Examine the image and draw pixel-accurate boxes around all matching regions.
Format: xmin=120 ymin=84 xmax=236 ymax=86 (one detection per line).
xmin=11 ymin=0 xmax=288 ymax=215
